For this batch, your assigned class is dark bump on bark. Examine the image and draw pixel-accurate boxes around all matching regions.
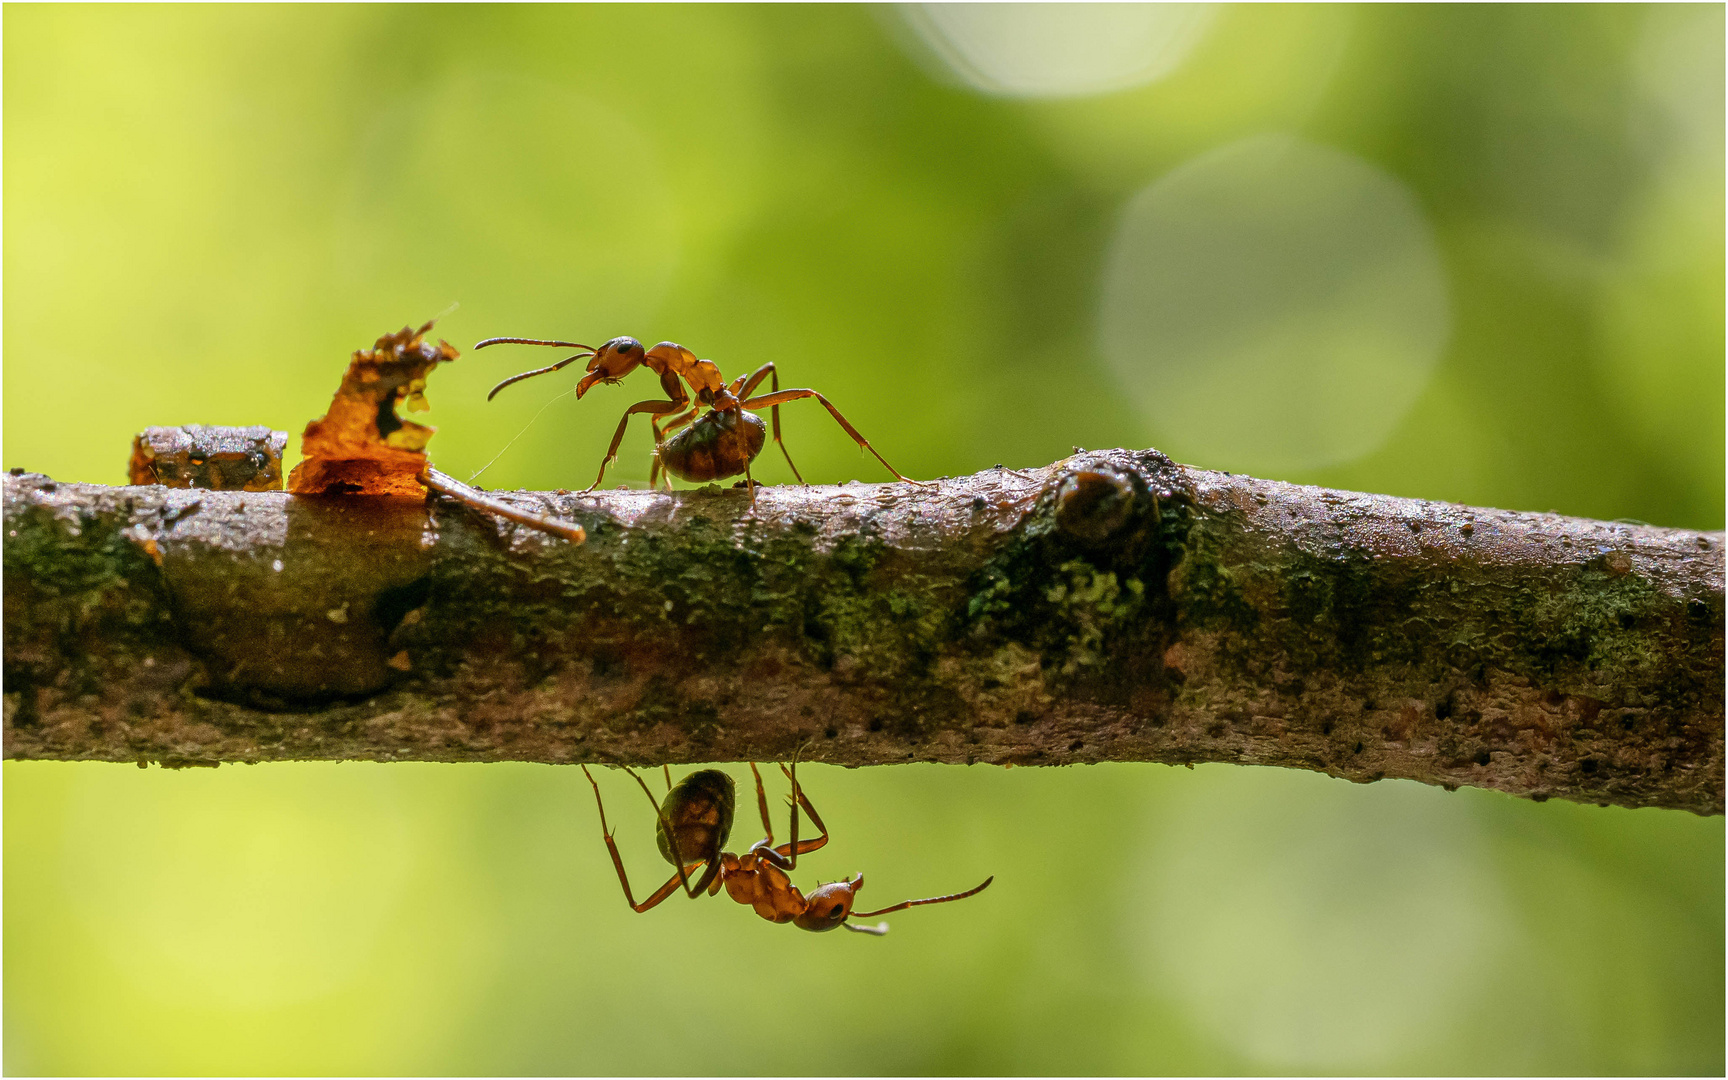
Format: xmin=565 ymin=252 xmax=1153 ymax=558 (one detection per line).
xmin=1054 ymin=468 xmax=1136 ymax=545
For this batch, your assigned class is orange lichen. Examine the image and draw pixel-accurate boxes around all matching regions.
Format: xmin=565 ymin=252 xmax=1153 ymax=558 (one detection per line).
xmin=287 ymin=321 xmax=458 ymax=497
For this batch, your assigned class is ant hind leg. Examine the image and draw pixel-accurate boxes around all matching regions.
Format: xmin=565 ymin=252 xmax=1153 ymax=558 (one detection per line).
xmin=623 ymin=766 xmax=702 ymax=898
xmin=579 ymin=764 xmax=688 ymax=913
xmin=737 ymin=364 xmax=806 ymax=485
xmin=742 ymin=388 xmax=928 ymax=486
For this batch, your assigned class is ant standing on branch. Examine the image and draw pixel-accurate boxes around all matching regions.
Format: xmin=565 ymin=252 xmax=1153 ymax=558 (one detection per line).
xmin=476 ymin=335 xmax=929 ymax=498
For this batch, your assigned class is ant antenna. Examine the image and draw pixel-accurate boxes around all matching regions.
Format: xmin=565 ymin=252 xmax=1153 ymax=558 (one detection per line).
xmin=476 ymin=337 xmax=599 ymax=401
xmin=474 ymin=337 xmax=595 ymax=351
xmin=468 ymin=386 xmax=575 ymax=483
xmin=486 ymin=355 xmax=595 ymax=401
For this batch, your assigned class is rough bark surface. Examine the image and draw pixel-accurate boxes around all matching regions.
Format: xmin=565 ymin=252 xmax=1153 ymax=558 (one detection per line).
xmin=4 ymin=451 xmax=1722 ymax=814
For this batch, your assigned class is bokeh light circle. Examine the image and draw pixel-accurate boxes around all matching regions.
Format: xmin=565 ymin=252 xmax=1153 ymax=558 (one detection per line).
xmin=899 ymin=3 xmax=1217 ymax=99
xmin=1099 ymin=133 xmax=1451 ymax=474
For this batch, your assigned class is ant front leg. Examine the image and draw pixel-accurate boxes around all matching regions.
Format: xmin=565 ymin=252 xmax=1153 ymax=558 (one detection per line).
xmin=741 ymin=388 xmax=930 ymax=486
xmin=736 ymin=364 xmax=805 ymax=485
xmin=579 ymin=765 xmax=694 ymax=913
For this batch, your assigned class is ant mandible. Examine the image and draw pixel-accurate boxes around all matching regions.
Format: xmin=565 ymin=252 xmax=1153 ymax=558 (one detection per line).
xmin=578 ymin=759 xmax=993 ymax=935
xmin=476 ymin=335 xmax=927 ymax=495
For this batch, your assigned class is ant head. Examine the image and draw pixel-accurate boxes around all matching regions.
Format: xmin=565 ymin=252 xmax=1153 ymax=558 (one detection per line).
xmin=577 ymin=337 xmax=646 ymax=398
xmin=794 ymin=874 xmax=863 ymax=933
xmin=597 ymin=336 xmax=643 ymax=358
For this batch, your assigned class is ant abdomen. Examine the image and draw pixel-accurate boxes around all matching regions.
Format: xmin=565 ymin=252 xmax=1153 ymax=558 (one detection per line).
xmin=655 ymin=768 xmax=736 ymax=868
xmin=658 ymin=409 xmax=767 ymax=484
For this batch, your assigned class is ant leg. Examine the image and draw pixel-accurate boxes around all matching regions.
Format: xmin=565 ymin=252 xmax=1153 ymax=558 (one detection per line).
xmin=622 ymin=770 xmax=708 ymax=898
xmin=741 ymin=389 xmax=929 ymax=486
xmin=737 ymin=366 xmax=773 ymax=397
xmin=650 ymin=409 xmax=698 ymax=492
xmin=622 ymin=766 xmax=703 ymax=898
xmin=584 ymin=398 xmax=687 ymax=493
xmin=850 ymin=875 xmax=995 ymax=919
xmin=747 ymin=761 xmax=804 ymax=874
xmin=786 ymin=749 xmax=799 ymax=865
xmin=688 ymin=857 xmax=723 ymax=896
xmin=579 ymin=764 xmax=690 ymax=912
xmin=737 ymin=364 xmax=806 ymax=485
xmin=654 ymin=761 xmax=721 ymax=896
xmin=748 ymin=763 xmax=776 ymax=845
xmin=772 ymin=761 xmax=830 ymax=863
xmin=620 ymin=766 xmax=726 ymax=896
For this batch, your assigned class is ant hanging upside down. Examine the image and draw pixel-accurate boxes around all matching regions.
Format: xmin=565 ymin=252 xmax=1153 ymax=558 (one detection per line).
xmin=579 ymin=760 xmax=993 ymax=935
xmin=476 ymin=335 xmax=927 ymax=495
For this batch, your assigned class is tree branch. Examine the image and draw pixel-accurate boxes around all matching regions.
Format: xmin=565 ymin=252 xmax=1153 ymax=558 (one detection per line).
xmin=4 ymin=450 xmax=1721 ymax=814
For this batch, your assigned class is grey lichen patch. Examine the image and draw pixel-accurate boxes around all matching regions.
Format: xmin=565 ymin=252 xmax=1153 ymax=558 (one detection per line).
xmin=1165 ymin=520 xmax=1260 ymax=641
xmin=1516 ymin=567 xmax=1677 ymax=681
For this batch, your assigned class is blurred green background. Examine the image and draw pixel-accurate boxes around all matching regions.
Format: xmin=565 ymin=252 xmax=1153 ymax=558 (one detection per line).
xmin=4 ymin=4 xmax=1722 ymax=1074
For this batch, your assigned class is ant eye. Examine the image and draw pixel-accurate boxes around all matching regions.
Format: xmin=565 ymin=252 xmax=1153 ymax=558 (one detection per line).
xmin=829 ymin=906 xmax=844 ymax=918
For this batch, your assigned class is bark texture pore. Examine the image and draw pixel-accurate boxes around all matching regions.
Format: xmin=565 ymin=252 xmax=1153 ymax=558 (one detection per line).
xmin=4 ymin=450 xmax=1722 ymax=814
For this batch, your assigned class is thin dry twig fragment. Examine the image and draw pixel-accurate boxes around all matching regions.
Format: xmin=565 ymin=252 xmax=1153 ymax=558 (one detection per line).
xmin=419 ymin=467 xmax=584 ymax=543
